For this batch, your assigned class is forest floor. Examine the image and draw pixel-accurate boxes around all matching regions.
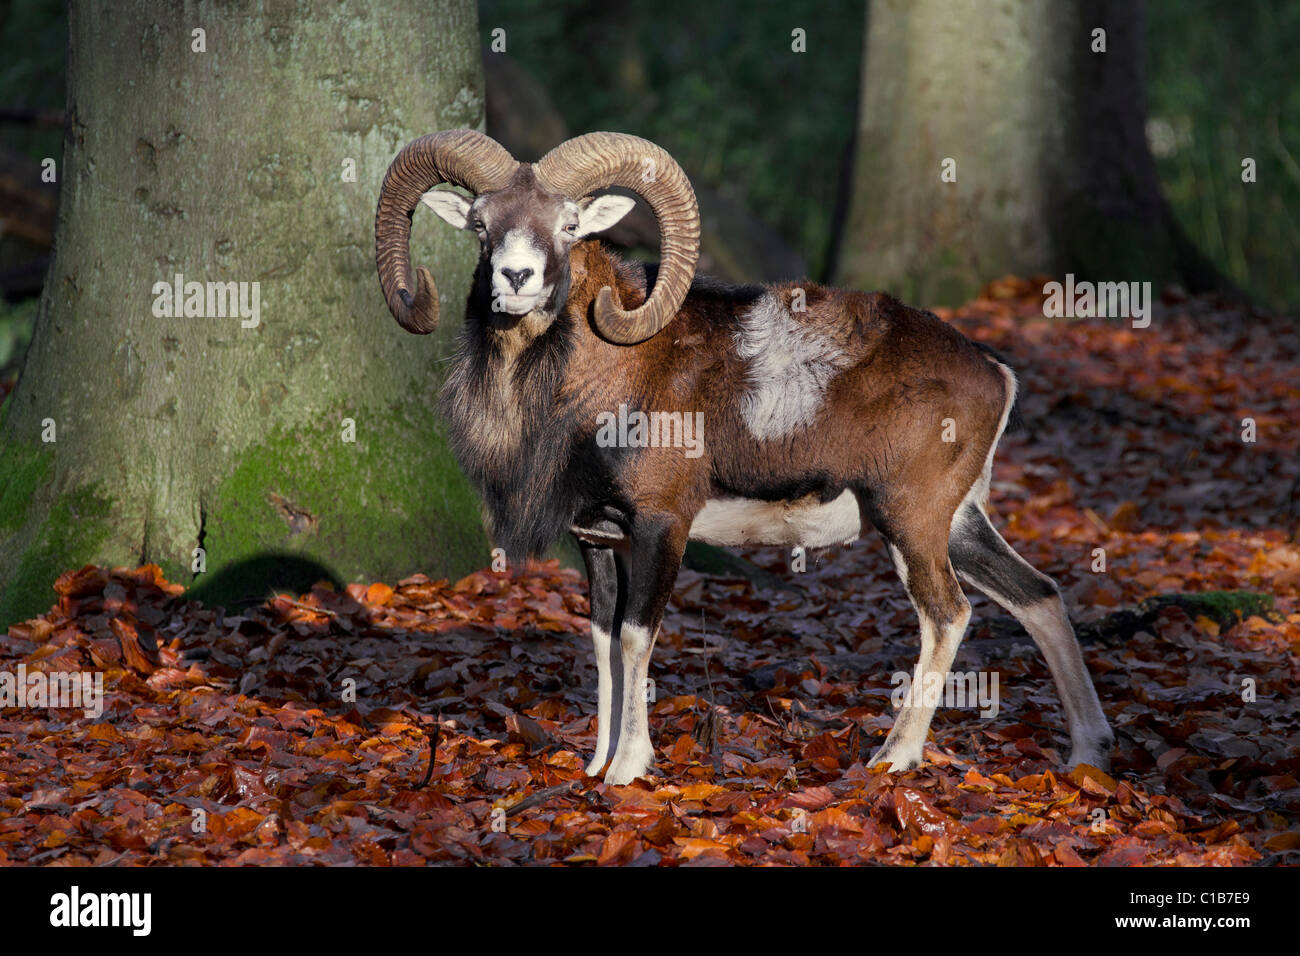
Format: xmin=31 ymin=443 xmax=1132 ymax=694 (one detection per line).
xmin=2 ymin=281 xmax=1298 ymax=866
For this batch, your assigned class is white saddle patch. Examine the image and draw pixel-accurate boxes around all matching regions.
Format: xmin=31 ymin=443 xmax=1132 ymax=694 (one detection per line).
xmin=734 ymin=292 xmax=851 ymax=440
xmin=689 ymin=490 xmax=860 ymax=548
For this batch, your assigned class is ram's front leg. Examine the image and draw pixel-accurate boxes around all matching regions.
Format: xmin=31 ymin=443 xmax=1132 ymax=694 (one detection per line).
xmin=602 ymin=517 xmax=687 ymax=786
xmin=578 ymin=539 xmax=626 ymax=776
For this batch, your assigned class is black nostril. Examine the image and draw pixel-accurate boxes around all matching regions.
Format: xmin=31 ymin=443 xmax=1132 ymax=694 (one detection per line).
xmin=501 ymin=267 xmax=533 ymax=292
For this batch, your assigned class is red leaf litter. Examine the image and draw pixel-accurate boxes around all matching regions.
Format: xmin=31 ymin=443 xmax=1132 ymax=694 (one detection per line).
xmin=2 ymin=284 xmax=1298 ymax=866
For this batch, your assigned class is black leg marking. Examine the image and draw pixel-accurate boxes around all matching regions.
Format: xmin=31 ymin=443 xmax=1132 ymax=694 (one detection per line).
xmin=949 ymin=504 xmax=1058 ymax=605
xmin=947 ymin=505 xmax=1114 ymax=770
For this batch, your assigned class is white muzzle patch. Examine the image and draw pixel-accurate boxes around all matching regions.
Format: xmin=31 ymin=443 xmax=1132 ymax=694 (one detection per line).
xmin=490 ymin=229 xmax=549 ymax=315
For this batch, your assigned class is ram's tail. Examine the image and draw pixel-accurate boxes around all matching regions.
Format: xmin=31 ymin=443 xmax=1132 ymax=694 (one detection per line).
xmin=971 ymin=341 xmax=1025 ymax=434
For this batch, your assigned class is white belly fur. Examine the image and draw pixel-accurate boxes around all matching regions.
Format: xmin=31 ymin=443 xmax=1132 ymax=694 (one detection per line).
xmin=688 ymin=490 xmax=861 ymax=548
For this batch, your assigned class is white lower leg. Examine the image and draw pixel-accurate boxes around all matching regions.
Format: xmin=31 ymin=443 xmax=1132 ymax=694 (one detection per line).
xmin=603 ymin=622 xmax=657 ymax=785
xmin=871 ymin=603 xmax=971 ymax=770
xmin=1010 ymin=594 xmax=1113 ymax=768
xmin=585 ymin=624 xmax=616 ymax=775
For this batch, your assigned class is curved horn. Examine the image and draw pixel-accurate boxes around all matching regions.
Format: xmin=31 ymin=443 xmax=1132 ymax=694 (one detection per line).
xmin=535 ymin=133 xmax=700 ymax=345
xmin=375 ymin=130 xmax=518 ymax=333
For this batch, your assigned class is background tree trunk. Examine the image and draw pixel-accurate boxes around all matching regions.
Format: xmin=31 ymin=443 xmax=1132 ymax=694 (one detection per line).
xmin=0 ymin=0 xmax=490 ymax=624
xmin=835 ymin=0 xmax=1227 ymax=306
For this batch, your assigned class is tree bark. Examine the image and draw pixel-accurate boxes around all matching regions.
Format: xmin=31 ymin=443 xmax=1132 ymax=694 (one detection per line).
xmin=835 ymin=0 xmax=1229 ymax=306
xmin=0 ymin=0 xmax=491 ymax=624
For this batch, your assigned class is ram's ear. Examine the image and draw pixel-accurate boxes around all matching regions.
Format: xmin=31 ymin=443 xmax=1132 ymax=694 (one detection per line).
xmin=575 ymin=194 xmax=636 ymax=238
xmin=420 ymin=189 xmax=474 ymax=230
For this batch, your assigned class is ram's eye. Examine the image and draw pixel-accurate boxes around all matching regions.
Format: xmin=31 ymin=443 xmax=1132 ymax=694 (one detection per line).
xmin=563 ymin=223 xmax=578 ymax=235
xmin=471 ymin=219 xmax=485 ymax=232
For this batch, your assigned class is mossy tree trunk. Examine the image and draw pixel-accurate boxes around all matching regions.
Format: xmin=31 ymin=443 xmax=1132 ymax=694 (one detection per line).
xmin=836 ymin=0 xmax=1227 ymax=306
xmin=0 ymin=0 xmax=491 ymax=625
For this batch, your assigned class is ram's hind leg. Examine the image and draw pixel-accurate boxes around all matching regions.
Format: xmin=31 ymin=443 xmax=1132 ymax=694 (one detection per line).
xmin=948 ymin=503 xmax=1114 ymax=769
xmin=869 ymin=523 xmax=972 ymax=772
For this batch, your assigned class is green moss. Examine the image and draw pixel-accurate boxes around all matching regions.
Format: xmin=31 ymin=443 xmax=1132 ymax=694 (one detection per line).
xmin=197 ymin=400 xmax=488 ymax=608
xmin=0 ymin=480 xmax=114 ymax=626
xmin=1150 ymin=590 xmax=1276 ymax=627
xmin=0 ymin=440 xmax=52 ymax=533
xmin=155 ymin=555 xmax=189 ymax=587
